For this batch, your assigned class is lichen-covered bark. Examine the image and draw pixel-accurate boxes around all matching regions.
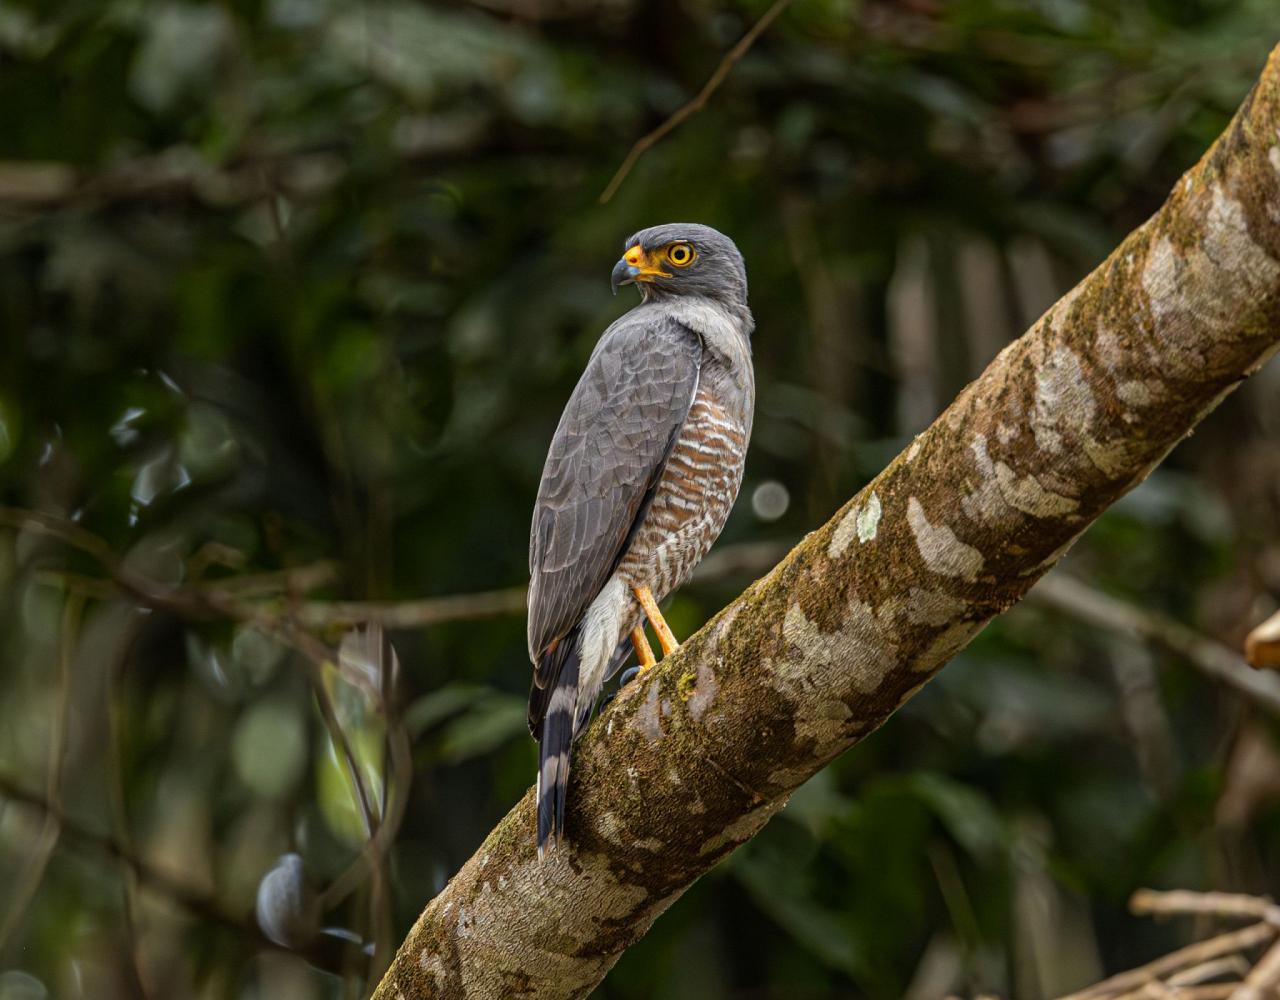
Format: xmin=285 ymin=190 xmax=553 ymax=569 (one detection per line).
xmin=375 ymin=45 xmax=1280 ymax=1000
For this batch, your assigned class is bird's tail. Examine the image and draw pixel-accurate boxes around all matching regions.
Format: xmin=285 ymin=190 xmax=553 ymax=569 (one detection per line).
xmin=530 ymin=625 xmax=582 ymax=858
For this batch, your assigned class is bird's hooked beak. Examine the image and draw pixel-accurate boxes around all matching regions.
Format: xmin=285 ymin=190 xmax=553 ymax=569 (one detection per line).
xmin=611 ymin=244 xmax=671 ymax=295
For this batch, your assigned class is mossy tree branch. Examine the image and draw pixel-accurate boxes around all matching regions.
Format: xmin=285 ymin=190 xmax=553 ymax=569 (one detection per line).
xmin=375 ymin=43 xmax=1280 ymax=1000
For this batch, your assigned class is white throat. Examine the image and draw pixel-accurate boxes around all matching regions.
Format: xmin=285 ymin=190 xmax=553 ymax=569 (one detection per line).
xmin=662 ymin=296 xmax=751 ymax=375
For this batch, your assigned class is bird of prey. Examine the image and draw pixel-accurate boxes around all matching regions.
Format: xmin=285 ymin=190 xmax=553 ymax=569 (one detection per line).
xmin=527 ymin=223 xmax=755 ymax=855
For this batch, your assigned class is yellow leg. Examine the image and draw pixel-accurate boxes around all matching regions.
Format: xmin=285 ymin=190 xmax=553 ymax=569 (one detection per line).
xmin=631 ymin=627 xmax=657 ymax=675
xmin=633 ymin=585 xmax=679 ymax=656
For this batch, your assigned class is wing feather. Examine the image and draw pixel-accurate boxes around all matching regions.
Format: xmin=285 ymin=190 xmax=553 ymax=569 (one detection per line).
xmin=527 ymin=311 xmax=701 ymax=675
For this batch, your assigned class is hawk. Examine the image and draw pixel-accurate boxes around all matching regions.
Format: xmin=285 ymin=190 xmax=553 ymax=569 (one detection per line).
xmin=527 ymin=223 xmax=755 ymax=855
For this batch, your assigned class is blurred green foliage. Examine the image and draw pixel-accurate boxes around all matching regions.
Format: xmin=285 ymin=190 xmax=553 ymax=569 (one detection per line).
xmin=2 ymin=0 xmax=1280 ymax=997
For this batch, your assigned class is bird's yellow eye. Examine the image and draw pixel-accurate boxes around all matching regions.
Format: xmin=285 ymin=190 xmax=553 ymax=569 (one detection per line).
xmin=666 ymin=242 xmax=695 ymax=267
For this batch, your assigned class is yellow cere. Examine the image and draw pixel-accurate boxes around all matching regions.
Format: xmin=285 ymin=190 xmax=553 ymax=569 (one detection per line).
xmin=623 ymin=243 xmax=675 ymax=280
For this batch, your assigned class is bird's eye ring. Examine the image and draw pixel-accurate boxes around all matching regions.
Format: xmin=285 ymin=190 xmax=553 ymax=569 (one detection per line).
xmin=667 ymin=242 xmax=695 ymax=267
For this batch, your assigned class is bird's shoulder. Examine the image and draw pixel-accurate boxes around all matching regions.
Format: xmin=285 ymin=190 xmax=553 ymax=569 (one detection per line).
xmin=551 ymin=306 xmax=702 ymax=436
xmin=588 ymin=303 xmax=703 ymax=367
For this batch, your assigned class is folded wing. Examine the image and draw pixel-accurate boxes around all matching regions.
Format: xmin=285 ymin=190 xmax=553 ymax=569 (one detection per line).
xmin=527 ymin=313 xmax=702 ymax=693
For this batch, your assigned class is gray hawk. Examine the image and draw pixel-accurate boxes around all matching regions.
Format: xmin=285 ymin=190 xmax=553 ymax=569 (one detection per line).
xmin=527 ymin=223 xmax=756 ymax=855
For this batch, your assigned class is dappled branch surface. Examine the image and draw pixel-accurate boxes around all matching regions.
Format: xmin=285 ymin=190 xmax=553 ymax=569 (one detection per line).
xmin=375 ymin=45 xmax=1280 ymax=1000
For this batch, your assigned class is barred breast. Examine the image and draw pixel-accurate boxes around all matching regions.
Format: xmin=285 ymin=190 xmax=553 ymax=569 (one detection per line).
xmin=617 ymin=363 xmax=752 ymax=601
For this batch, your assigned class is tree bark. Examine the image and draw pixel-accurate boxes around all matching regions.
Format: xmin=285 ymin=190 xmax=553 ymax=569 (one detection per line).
xmin=375 ymin=44 xmax=1280 ymax=1000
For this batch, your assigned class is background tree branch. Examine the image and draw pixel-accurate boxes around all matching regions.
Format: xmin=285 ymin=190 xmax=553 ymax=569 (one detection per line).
xmin=374 ymin=43 xmax=1280 ymax=1000
xmin=1029 ymin=574 xmax=1280 ymax=715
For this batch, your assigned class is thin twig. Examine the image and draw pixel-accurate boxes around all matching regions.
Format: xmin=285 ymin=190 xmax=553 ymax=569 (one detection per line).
xmin=0 ymin=772 xmax=354 ymax=974
xmin=597 ymin=0 xmax=795 ymax=203
xmin=106 ymin=613 xmax=152 ymax=998
xmin=39 ymin=563 xmax=325 ymax=605
xmin=3 ymin=515 xmax=433 ymax=980
xmin=190 ymin=560 xmax=338 ymax=598
xmin=1230 ymin=936 xmax=1280 ymax=999
xmin=1168 ymin=956 xmax=1252 ymax=986
xmin=3 ymin=507 xmax=383 ymax=845
xmin=202 ymin=604 xmax=387 ymax=964
xmin=293 ymin=587 xmax=528 ymax=630
xmin=1028 ymin=574 xmax=1280 ymax=717
xmin=365 ymin=626 xmax=409 ymax=990
xmin=292 ymin=540 xmax=790 ymax=629
xmin=1112 ymin=986 xmax=1241 ymax=1000
xmin=0 ymin=772 xmax=227 ymax=925
xmin=0 ymin=507 xmax=120 ymax=565
xmin=1131 ymin=890 xmax=1280 ymax=927
xmin=8 ymin=506 xmax=785 ymax=631
xmin=0 ymin=507 xmax=241 ymax=618
xmin=0 ymin=593 xmax=82 ymax=953
xmin=273 ymin=618 xmax=381 ymax=842
xmin=316 ymin=631 xmax=414 ymax=919
xmin=5 ymin=507 xmax=437 ymax=957
xmin=1056 ymin=923 xmax=1277 ymax=1000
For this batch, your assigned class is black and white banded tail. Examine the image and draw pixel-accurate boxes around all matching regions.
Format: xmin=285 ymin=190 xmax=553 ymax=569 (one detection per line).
xmin=529 ymin=625 xmax=582 ymax=857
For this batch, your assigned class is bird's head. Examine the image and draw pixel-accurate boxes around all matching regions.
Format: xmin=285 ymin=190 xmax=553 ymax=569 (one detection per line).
xmin=611 ymin=223 xmax=748 ymax=308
